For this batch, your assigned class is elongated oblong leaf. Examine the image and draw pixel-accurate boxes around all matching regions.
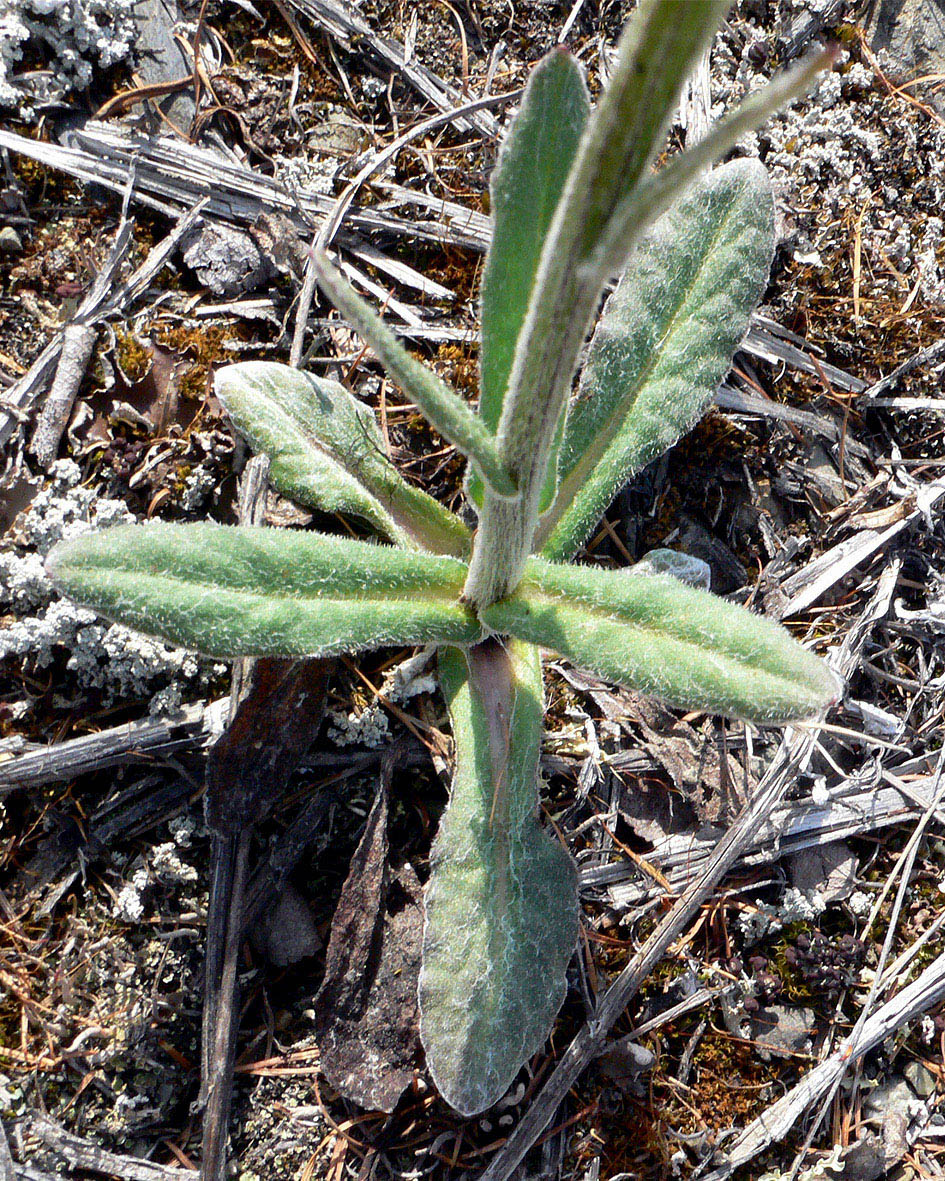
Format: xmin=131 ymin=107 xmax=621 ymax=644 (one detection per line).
xmin=47 ymin=524 xmax=481 ymax=657
xmin=468 ymin=47 xmax=589 ymax=510
xmin=215 ymin=361 xmax=470 ymax=556
xmin=311 ymin=251 xmax=518 ymax=499
xmin=538 ymin=160 xmax=774 ymax=560
xmin=420 ymin=639 xmax=578 ymax=1115
xmin=483 ymin=559 xmax=839 ymax=723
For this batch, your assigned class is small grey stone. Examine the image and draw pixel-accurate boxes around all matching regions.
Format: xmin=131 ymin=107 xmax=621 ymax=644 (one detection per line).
xmin=863 ymin=1076 xmax=915 ymax=1123
xmin=839 ymin=1132 xmax=885 ymax=1181
xmin=0 ymin=225 xmax=23 ymax=253
xmin=747 ymin=1004 xmax=818 ymax=1061
xmin=866 ymin=0 xmax=945 ymax=118
xmin=790 ymin=841 xmax=858 ymax=904
xmin=597 ymin=1035 xmax=656 ymax=1081
xmin=904 ymin=1058 xmax=937 ymax=1098
xmin=883 ymin=1108 xmax=910 ymax=1170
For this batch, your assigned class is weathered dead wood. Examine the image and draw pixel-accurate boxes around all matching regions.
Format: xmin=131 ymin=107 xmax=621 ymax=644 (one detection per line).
xmin=17 ymin=773 xmax=195 ymax=915
xmin=0 ymin=124 xmax=491 ymax=256
xmin=860 ymin=337 xmax=945 ymax=400
xmin=715 ymin=384 xmax=870 ymax=457
xmin=197 ymin=465 xmax=331 ymax=1180
xmin=744 ymin=315 xmax=869 ymax=393
xmin=284 ymin=0 xmax=499 ymax=138
xmin=590 ymin=762 xmax=943 ymax=907
xmin=0 ymin=198 xmax=206 ymax=455
xmin=0 ymin=698 xmax=229 ymax=797
xmin=778 ymin=477 xmax=945 ymax=617
xmin=198 ymin=457 xmax=269 ymax=1181
xmin=23 ymin=1113 xmax=195 ymax=1180
xmin=28 ymin=323 xmax=98 ymax=467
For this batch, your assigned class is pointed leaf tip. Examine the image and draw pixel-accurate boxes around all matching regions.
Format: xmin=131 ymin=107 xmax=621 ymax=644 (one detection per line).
xmin=310 ymin=251 xmax=519 ymax=500
xmin=214 ymin=361 xmax=470 ymax=556
xmin=470 ymin=45 xmax=590 ymax=509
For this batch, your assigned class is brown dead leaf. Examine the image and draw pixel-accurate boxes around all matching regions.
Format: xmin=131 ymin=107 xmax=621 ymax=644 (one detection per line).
xmin=313 ymin=781 xmax=422 ymax=1113
xmin=622 ymin=692 xmax=753 ymax=826
xmin=206 ymin=658 xmax=330 ymax=835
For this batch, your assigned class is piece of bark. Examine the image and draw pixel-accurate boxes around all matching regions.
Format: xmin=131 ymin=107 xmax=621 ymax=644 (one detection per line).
xmin=29 ymin=322 xmax=97 ymax=468
xmin=26 ymin=1113 xmax=193 ymax=1180
xmin=313 ymin=780 xmax=422 ymax=1113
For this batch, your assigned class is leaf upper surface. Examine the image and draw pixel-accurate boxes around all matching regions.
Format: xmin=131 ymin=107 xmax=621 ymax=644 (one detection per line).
xmin=469 ymin=47 xmax=589 ymax=510
xmin=48 ymin=524 xmax=481 ymax=657
xmin=420 ymin=640 xmax=578 ymax=1115
xmin=483 ymin=559 xmax=839 ymax=723
xmin=216 ymin=362 xmax=470 ymax=556
xmin=538 ymin=160 xmax=774 ymax=560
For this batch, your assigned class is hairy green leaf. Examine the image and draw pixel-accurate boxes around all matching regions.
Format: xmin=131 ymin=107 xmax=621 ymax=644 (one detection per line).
xmin=215 ymin=362 xmax=470 ymax=556
xmin=567 ymin=0 xmax=731 ymax=259
xmin=483 ymin=559 xmax=839 ymax=723
xmin=47 ymin=524 xmax=481 ymax=657
xmin=420 ymin=639 xmax=578 ymax=1115
xmin=311 ymin=251 xmax=518 ymax=499
xmin=469 ymin=47 xmax=589 ymax=511
xmin=538 ymin=161 xmax=774 ymax=560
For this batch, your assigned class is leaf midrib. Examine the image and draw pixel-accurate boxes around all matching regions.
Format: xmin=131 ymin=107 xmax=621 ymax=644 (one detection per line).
xmin=77 ymin=566 xmax=471 ymax=608
xmin=505 ymin=587 xmax=809 ymax=694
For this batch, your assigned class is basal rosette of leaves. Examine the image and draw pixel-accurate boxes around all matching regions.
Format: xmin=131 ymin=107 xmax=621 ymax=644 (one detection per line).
xmin=48 ymin=0 xmax=839 ymax=1118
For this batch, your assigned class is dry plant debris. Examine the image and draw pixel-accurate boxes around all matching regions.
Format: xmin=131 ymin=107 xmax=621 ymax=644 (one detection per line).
xmin=1 ymin=1 xmax=945 ymax=1179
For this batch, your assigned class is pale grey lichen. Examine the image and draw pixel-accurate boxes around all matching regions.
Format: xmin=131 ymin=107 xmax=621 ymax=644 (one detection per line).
xmin=847 ymin=889 xmax=872 ymax=918
xmin=113 ymin=865 xmax=149 ymax=923
xmin=328 ymin=702 xmax=391 ymax=748
xmin=168 ymin=814 xmax=197 ymax=847
xmin=151 ymin=841 xmax=199 ymax=886
xmin=180 ymin=466 xmax=218 ymax=512
xmin=0 ymin=0 xmax=138 ymax=113
xmin=328 ymin=649 xmax=435 ymax=747
xmin=113 ymin=881 xmax=146 ymax=923
xmin=1 ymin=462 xmax=224 ymax=704
xmin=779 ymin=885 xmax=825 ymax=924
